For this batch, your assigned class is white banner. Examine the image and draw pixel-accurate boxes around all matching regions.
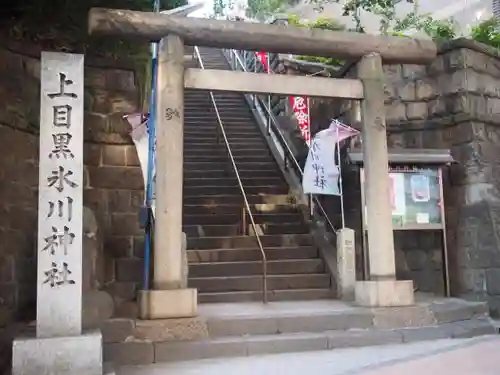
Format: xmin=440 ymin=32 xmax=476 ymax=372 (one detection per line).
xmin=302 ymin=120 xmax=359 ymax=196
xmin=125 ymin=113 xmax=156 ymax=217
xmin=303 ymin=129 xmax=341 ymax=195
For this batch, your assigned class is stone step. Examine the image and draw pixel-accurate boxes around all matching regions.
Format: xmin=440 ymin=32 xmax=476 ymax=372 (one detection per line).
xmin=183 ymin=212 xmax=300 ymax=226
xmin=189 ymin=274 xmax=331 ymax=293
xmin=184 ymin=185 xmax=288 ymax=196
xmin=184 ymin=107 xmax=253 ymax=114
xmin=183 ymin=176 xmax=284 ymax=187
xmin=182 ymin=212 xmax=302 ymax=226
xmin=198 ymin=288 xmax=334 ymax=303
xmin=184 ymin=148 xmax=271 ymax=158
xmin=184 ymin=100 xmax=248 ymax=106
xmin=187 ymin=245 xmax=318 ymax=263
xmin=183 ymin=203 xmax=298 ymax=216
xmin=183 ymin=161 xmax=278 ymax=171
xmin=184 ymin=130 xmax=262 ymax=138
xmin=183 ymin=222 xmax=307 ymax=237
xmin=102 ymin=300 xmax=494 ymax=366
xmin=184 ymin=142 xmax=269 ymax=151
xmin=183 ymin=194 xmax=298 ymax=206
xmin=184 ymin=116 xmax=255 ymax=123
xmin=190 ymin=259 xmax=325 ymax=277
xmin=184 ymin=135 xmax=265 ymax=143
xmin=184 ymin=169 xmax=280 ymax=179
xmin=187 ymin=234 xmax=312 ymax=250
xmin=184 ymin=93 xmax=245 ymax=100
xmin=184 ymin=154 xmax=273 ymax=162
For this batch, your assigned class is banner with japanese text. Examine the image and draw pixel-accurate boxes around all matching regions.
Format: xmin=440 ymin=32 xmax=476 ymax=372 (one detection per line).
xmin=302 ymin=120 xmax=359 ymax=195
xmin=289 ymin=96 xmax=311 ymax=146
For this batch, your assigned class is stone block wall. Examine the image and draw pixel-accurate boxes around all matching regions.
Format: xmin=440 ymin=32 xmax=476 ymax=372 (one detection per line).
xmin=377 ymin=40 xmax=500 ymax=314
xmin=280 ymin=40 xmax=500 ymax=310
xmin=0 ymin=39 xmax=146 ymax=318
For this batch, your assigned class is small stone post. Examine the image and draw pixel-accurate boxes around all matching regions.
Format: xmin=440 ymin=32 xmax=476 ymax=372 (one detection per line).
xmin=336 ymin=228 xmax=356 ymax=300
xmin=138 ymin=34 xmax=197 ymax=319
xmin=354 ymin=53 xmax=414 ymax=307
xmin=12 ymin=52 xmax=107 ymax=375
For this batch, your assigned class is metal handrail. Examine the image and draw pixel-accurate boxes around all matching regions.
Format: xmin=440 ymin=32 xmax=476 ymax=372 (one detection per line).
xmin=193 ymin=46 xmax=268 ymax=303
xmin=224 ymin=48 xmax=338 ymax=234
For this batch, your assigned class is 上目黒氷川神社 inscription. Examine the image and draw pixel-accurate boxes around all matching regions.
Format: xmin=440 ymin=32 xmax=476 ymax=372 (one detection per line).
xmin=36 ymin=52 xmax=84 ymax=338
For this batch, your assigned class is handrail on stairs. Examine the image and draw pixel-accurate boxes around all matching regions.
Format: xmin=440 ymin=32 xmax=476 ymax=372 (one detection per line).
xmin=193 ymin=46 xmax=269 ymax=304
xmin=223 ymin=48 xmax=338 ymax=235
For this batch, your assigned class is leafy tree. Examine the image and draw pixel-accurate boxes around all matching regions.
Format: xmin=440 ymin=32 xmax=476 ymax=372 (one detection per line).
xmin=288 ymin=16 xmax=346 ymax=66
xmin=246 ymin=0 xmax=296 ymax=21
xmin=471 ymin=17 xmax=500 ymax=49
xmin=213 ymin=0 xmax=234 ymax=18
xmin=307 ymin=0 xmax=456 ymax=39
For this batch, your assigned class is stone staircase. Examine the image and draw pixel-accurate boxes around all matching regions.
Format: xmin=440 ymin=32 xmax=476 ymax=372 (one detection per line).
xmin=183 ymin=48 xmax=333 ymax=303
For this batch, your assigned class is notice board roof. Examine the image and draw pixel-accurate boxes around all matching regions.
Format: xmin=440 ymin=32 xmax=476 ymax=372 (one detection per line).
xmin=348 ymin=148 xmax=455 ymax=165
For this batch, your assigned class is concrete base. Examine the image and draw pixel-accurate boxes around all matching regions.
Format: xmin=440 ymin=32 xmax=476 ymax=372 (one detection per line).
xmin=355 ymin=280 xmax=414 ymax=307
xmin=12 ymin=330 xmax=104 ymax=375
xmin=138 ymin=289 xmax=198 ymax=319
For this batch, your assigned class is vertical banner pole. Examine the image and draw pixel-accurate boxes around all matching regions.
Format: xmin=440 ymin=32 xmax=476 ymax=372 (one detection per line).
xmin=335 ymin=120 xmax=346 ymax=228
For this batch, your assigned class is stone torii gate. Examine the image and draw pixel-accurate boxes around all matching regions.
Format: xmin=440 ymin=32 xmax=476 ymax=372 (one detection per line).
xmin=88 ymin=8 xmax=437 ymax=319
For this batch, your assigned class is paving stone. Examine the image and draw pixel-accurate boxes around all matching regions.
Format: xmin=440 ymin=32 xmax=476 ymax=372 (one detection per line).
xmin=373 ymin=305 xmax=435 ymax=329
xmin=135 ymin=318 xmax=209 ymax=342
xmin=327 ymin=329 xmax=403 ymax=349
xmin=277 ymin=311 xmax=374 ymax=333
xmin=399 ymin=325 xmax=453 ymax=343
xmin=245 ymin=333 xmax=328 ymax=356
xmin=452 ymin=319 xmax=497 ymax=338
xmin=208 ymin=317 xmax=279 ymax=338
xmin=154 ymin=338 xmax=247 ymax=362
xmin=431 ymin=300 xmax=488 ymax=324
xmin=103 ymin=341 xmax=154 ymax=365
xmin=101 ymin=319 xmax=135 ymax=343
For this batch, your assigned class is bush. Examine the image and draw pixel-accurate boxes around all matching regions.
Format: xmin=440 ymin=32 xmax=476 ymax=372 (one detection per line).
xmin=288 ymin=15 xmax=346 ymax=67
xmin=471 ymin=17 xmax=500 ymax=50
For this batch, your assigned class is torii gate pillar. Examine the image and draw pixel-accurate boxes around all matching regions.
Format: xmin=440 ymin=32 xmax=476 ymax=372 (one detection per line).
xmin=354 ymin=53 xmax=414 ymax=307
xmin=138 ymin=34 xmax=197 ymax=319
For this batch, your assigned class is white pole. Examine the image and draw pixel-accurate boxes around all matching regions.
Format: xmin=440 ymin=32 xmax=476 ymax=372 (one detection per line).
xmin=335 ymin=120 xmax=346 ymax=228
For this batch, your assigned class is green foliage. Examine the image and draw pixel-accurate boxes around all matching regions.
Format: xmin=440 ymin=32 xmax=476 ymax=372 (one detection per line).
xmin=288 ymin=15 xmax=346 ymax=66
xmin=307 ymin=0 xmax=457 ymax=41
xmin=389 ymin=12 xmax=457 ymax=42
xmin=213 ymin=0 xmax=234 ymax=18
xmin=471 ymin=17 xmax=500 ymax=49
xmin=245 ymin=0 xmax=285 ymax=21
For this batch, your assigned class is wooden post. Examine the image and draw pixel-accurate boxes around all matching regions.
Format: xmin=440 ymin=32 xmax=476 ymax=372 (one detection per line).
xmin=354 ymin=53 xmax=414 ymax=307
xmin=138 ymin=34 xmax=197 ymax=319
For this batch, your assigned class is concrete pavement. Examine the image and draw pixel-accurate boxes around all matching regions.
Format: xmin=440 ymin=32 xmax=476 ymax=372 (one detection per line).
xmin=118 ymin=335 xmax=500 ymax=375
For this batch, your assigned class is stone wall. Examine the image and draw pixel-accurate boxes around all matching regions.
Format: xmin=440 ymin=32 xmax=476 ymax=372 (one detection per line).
xmin=382 ymin=40 xmax=500 ymax=316
xmin=0 ymin=39 xmax=146 ymax=319
xmin=280 ymin=40 xmax=500 ymax=311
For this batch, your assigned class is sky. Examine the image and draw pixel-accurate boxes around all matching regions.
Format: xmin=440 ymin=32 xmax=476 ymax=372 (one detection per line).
xmin=188 ymin=0 xmax=212 ymax=17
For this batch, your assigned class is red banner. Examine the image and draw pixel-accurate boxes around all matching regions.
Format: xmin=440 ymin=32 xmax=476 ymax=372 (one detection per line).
xmin=289 ymin=96 xmax=311 ymax=145
xmin=255 ymin=52 xmax=270 ymax=73
xmin=255 ymin=51 xmax=311 ymax=146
